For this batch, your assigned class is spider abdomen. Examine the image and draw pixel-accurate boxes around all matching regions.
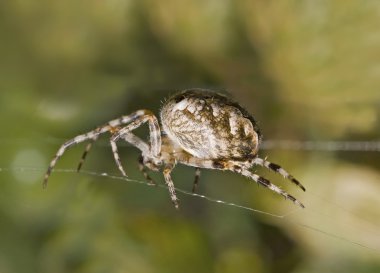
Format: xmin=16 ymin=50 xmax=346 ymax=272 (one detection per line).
xmin=160 ymin=89 xmax=261 ymax=160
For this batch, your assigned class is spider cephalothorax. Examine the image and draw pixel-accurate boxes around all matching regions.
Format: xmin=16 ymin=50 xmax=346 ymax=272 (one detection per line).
xmin=44 ymin=89 xmax=305 ymax=209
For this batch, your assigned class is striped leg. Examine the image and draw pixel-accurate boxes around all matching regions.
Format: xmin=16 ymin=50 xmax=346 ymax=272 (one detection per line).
xmin=43 ymin=130 xmax=103 ymax=188
xmin=237 ymin=168 xmax=305 ymax=208
xmin=110 ymin=113 xmax=162 ymax=177
xmin=138 ymin=156 xmax=156 ymax=185
xmin=110 ymin=110 xmax=161 ymax=156
xmin=175 ymin=154 xmax=304 ymax=208
xmin=124 ymin=133 xmax=150 ymax=155
xmin=109 ymin=131 xmax=151 ymax=177
xmin=110 ymin=138 xmax=127 ymax=176
xmin=78 ymin=129 xmax=149 ymax=174
xmin=110 ymin=135 xmax=148 ymax=178
xmin=192 ymin=168 xmax=201 ymax=193
xmin=76 ymin=133 xmax=100 ymax=172
xmin=163 ymin=164 xmax=179 ymax=209
xmin=252 ymin=157 xmax=306 ymax=191
xmin=43 ymin=110 xmax=161 ymax=188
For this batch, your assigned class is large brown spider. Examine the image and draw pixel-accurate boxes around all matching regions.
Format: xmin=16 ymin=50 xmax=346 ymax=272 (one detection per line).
xmin=44 ymin=89 xmax=305 ymax=209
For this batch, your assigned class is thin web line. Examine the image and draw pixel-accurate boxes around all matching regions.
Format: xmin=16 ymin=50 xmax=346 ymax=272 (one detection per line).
xmin=3 ymin=138 xmax=380 ymax=152
xmin=1 ymin=166 xmax=380 ymax=254
xmin=306 ymin=193 xmax=380 ymax=232
xmin=0 ymin=166 xmax=287 ymax=218
xmin=261 ymin=140 xmax=380 ymax=152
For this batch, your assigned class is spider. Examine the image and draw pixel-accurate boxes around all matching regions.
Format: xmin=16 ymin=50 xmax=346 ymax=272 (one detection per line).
xmin=43 ymin=89 xmax=305 ymax=209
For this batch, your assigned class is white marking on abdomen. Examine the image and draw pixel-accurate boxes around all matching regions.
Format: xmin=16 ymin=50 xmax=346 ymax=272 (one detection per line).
xmin=172 ymin=99 xmax=189 ymax=113
xmin=187 ymin=104 xmax=196 ymax=113
xmin=229 ymin=113 xmax=239 ymax=135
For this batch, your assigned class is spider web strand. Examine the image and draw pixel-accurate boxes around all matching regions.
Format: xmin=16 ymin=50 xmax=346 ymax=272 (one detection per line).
xmin=4 ymin=138 xmax=380 ymax=152
xmin=1 ymin=166 xmax=380 ymax=253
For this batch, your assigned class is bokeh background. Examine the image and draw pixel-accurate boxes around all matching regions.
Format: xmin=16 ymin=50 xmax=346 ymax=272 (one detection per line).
xmin=1 ymin=1 xmax=380 ymax=272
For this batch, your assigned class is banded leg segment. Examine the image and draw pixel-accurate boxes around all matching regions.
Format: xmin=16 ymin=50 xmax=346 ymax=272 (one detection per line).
xmin=76 ymin=133 xmax=100 ymax=172
xmin=110 ymin=139 xmax=127 ymax=176
xmin=43 ymin=131 xmax=102 ymax=188
xmin=252 ymin=157 xmax=306 ymax=192
xmin=163 ymin=164 xmax=179 ymax=209
xmin=75 ymin=119 xmax=133 ymax=173
xmin=78 ymin=128 xmax=149 ymax=175
xmin=238 ymin=168 xmax=304 ymax=208
xmin=110 ymin=112 xmax=162 ymax=177
xmin=110 ymin=111 xmax=161 ymax=152
xmin=138 ymin=156 xmax=156 ymax=185
xmin=175 ymin=154 xmax=304 ymax=208
xmin=43 ymin=110 xmax=161 ymax=188
xmin=192 ymin=168 xmax=201 ymax=193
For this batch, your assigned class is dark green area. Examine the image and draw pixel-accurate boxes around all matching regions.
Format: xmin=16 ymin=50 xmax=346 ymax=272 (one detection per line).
xmin=1 ymin=1 xmax=379 ymax=273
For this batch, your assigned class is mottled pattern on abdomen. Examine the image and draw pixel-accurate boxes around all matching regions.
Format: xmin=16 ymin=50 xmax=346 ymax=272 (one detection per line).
xmin=161 ymin=89 xmax=261 ymax=160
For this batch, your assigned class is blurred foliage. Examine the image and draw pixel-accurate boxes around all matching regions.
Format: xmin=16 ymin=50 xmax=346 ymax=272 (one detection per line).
xmin=1 ymin=0 xmax=380 ymax=273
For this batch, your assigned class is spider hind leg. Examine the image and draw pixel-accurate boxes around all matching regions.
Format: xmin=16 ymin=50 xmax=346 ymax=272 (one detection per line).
xmin=238 ymin=167 xmax=305 ymax=208
xmin=252 ymin=157 xmax=306 ymax=192
xmin=208 ymin=159 xmax=305 ymax=208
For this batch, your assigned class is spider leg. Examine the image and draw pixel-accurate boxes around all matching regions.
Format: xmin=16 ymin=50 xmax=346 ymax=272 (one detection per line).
xmin=77 ymin=128 xmax=150 ymax=174
xmin=44 ymin=110 xmax=161 ymax=188
xmin=252 ymin=157 xmax=306 ymax=192
xmin=77 ymin=112 xmax=157 ymax=172
xmin=124 ymin=133 xmax=150 ymax=155
xmin=109 ymin=132 xmax=149 ymax=177
xmin=110 ymin=136 xmax=127 ymax=176
xmin=163 ymin=164 xmax=179 ymax=209
xmin=76 ymin=141 xmax=94 ymax=172
xmin=43 ymin=130 xmax=104 ymax=188
xmin=76 ymin=133 xmax=100 ymax=172
xmin=237 ymin=167 xmax=304 ymax=208
xmin=109 ymin=110 xmax=161 ymax=157
xmin=110 ymin=113 xmax=162 ymax=177
xmin=138 ymin=156 xmax=156 ymax=185
xmin=120 ymin=134 xmax=156 ymax=184
xmin=175 ymin=155 xmax=304 ymax=208
xmin=192 ymin=167 xmax=201 ymax=193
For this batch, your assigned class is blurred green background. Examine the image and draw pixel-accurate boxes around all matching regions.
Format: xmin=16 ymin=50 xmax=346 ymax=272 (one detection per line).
xmin=1 ymin=1 xmax=380 ymax=272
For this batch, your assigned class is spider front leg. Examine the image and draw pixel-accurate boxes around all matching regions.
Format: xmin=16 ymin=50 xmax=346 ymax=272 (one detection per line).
xmin=77 ymin=129 xmax=149 ymax=174
xmin=110 ymin=136 xmax=128 ymax=177
xmin=76 ymin=110 xmax=161 ymax=173
xmin=252 ymin=157 xmax=306 ymax=192
xmin=43 ymin=110 xmax=161 ymax=188
xmin=110 ymin=112 xmax=162 ymax=177
xmin=43 ymin=130 xmax=103 ymax=188
xmin=110 ymin=131 xmax=149 ymax=176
